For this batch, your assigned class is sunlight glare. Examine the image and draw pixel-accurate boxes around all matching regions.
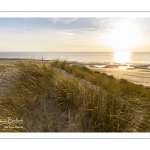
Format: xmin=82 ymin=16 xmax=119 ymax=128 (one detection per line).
xmin=118 ymin=65 xmax=134 ymax=70
xmin=107 ymin=21 xmax=143 ymax=51
xmin=113 ymin=51 xmax=131 ymax=63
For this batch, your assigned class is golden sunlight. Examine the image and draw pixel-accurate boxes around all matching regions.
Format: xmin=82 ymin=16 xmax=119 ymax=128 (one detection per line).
xmin=107 ymin=21 xmax=143 ymax=51
xmin=113 ymin=51 xmax=131 ymax=63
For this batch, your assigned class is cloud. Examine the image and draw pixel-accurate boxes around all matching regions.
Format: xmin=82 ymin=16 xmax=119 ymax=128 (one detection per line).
xmin=94 ymin=18 xmax=137 ymax=28
xmin=21 ymin=18 xmax=35 ymax=21
xmin=48 ymin=18 xmax=78 ymax=24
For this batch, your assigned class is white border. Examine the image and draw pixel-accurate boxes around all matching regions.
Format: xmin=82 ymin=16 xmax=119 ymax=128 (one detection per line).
xmin=0 ymin=133 xmax=150 ymax=138
xmin=0 ymin=0 xmax=150 ymax=11
xmin=1 ymin=12 xmax=150 ymax=18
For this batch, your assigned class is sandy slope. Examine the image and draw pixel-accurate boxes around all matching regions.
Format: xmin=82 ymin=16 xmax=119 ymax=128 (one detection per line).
xmin=0 ymin=64 xmax=99 ymax=131
xmin=0 ymin=68 xmax=18 ymax=97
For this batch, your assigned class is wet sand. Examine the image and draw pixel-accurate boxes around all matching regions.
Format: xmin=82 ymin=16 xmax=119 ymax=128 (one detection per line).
xmin=87 ymin=64 xmax=150 ymax=87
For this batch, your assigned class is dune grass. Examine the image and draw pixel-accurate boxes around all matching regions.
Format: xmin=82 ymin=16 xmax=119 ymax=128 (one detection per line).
xmin=0 ymin=60 xmax=150 ymax=132
xmin=51 ymin=60 xmax=150 ymax=96
xmin=0 ymin=64 xmax=14 ymax=71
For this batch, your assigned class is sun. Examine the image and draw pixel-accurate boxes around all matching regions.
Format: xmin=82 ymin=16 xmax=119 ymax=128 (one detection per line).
xmin=107 ymin=20 xmax=143 ymax=51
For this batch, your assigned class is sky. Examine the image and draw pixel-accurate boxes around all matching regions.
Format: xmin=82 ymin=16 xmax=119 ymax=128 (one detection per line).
xmin=0 ymin=18 xmax=150 ymax=52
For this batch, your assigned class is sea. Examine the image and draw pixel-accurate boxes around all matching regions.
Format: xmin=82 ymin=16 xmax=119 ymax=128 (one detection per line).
xmin=0 ymin=52 xmax=150 ymax=65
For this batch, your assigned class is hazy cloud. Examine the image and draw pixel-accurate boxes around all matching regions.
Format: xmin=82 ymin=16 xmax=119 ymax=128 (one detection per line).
xmin=48 ymin=18 xmax=78 ymax=24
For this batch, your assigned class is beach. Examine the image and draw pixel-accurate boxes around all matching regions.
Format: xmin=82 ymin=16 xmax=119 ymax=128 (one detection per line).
xmin=87 ymin=64 xmax=150 ymax=87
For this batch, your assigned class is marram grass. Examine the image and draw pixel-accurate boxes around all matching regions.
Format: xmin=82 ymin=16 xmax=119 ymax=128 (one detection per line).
xmin=0 ymin=60 xmax=150 ymax=132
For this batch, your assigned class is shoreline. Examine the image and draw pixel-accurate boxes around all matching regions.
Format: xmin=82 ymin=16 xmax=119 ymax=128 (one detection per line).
xmin=0 ymin=57 xmax=150 ymax=65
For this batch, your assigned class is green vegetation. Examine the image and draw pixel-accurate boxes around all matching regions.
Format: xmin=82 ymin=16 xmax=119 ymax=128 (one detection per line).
xmin=0 ymin=60 xmax=150 ymax=132
xmin=51 ymin=59 xmax=148 ymax=96
xmin=0 ymin=64 xmax=14 ymax=70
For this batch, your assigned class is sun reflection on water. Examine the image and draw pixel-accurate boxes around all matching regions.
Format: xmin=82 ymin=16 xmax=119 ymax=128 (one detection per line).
xmin=113 ymin=51 xmax=134 ymax=70
xmin=118 ymin=65 xmax=134 ymax=70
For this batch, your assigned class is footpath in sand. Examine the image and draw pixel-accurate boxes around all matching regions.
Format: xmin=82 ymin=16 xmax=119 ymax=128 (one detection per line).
xmin=0 ymin=62 xmax=101 ymax=132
